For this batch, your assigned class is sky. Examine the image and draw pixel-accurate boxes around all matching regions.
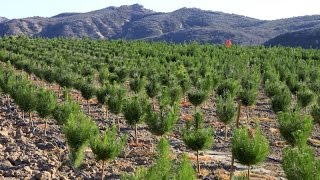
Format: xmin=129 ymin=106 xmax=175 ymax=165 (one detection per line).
xmin=1 ymin=0 xmax=320 ymax=20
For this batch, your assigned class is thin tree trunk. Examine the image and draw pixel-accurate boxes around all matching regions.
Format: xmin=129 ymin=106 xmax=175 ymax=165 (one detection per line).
xmin=135 ymin=124 xmax=138 ymax=144
xmin=87 ymin=100 xmax=90 ymax=116
xmin=101 ymin=161 xmax=105 ymax=180
xmin=22 ymin=111 xmax=24 ymax=121
xmin=236 ymin=101 xmax=241 ymax=128
xmin=231 ymin=101 xmax=241 ymax=180
xmin=44 ymin=119 xmax=47 ymax=136
xmin=225 ymin=125 xmax=227 ymax=141
xmin=106 ymin=106 xmax=109 ymax=120
xmin=152 ymin=97 xmax=155 ymax=110
xmin=230 ymin=156 xmax=235 ymax=180
xmin=196 ymin=150 xmax=200 ymax=174
xmin=29 ymin=112 xmax=33 ymax=127
xmin=248 ymin=165 xmax=250 ymax=180
xmin=117 ymin=117 xmax=120 ymax=132
xmin=246 ymin=106 xmax=249 ymax=124
xmin=184 ymin=93 xmax=186 ymax=102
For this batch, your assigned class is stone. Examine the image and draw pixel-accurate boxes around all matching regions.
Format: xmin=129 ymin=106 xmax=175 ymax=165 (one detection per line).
xmin=24 ymin=166 xmax=33 ymax=174
xmin=0 ymin=160 xmax=13 ymax=169
xmin=36 ymin=142 xmax=55 ymax=150
xmin=0 ymin=130 xmax=9 ymax=137
xmin=35 ymin=171 xmax=51 ymax=180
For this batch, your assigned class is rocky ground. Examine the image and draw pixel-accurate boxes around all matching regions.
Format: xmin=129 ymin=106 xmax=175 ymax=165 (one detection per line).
xmin=1 ymin=74 xmax=320 ymax=180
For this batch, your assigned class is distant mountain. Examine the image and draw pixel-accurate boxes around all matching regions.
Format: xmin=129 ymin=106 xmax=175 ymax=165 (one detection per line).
xmin=265 ymin=28 xmax=320 ymax=48
xmin=0 ymin=17 xmax=8 ymax=23
xmin=0 ymin=4 xmax=320 ymax=48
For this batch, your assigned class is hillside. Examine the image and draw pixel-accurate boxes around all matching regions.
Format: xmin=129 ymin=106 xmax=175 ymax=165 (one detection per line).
xmin=265 ymin=27 xmax=320 ymax=48
xmin=0 ymin=4 xmax=320 ymax=47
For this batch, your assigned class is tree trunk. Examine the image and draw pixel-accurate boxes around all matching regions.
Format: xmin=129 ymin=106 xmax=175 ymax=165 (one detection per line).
xmin=29 ymin=112 xmax=33 ymax=127
xmin=22 ymin=111 xmax=24 ymax=121
xmin=135 ymin=124 xmax=138 ymax=144
xmin=152 ymin=97 xmax=155 ymax=110
xmin=117 ymin=117 xmax=120 ymax=132
xmin=106 ymin=106 xmax=109 ymax=121
xmin=87 ymin=100 xmax=90 ymax=116
xmin=225 ymin=125 xmax=228 ymax=141
xmin=247 ymin=165 xmax=250 ymax=180
xmin=230 ymin=155 xmax=235 ymax=180
xmin=101 ymin=161 xmax=105 ymax=180
xmin=44 ymin=119 xmax=47 ymax=136
xmin=236 ymin=101 xmax=241 ymax=128
xmin=246 ymin=106 xmax=249 ymax=124
xmin=196 ymin=150 xmax=200 ymax=174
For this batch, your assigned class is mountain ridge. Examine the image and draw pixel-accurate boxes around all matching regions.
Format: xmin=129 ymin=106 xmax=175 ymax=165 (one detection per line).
xmin=0 ymin=4 xmax=319 ymax=48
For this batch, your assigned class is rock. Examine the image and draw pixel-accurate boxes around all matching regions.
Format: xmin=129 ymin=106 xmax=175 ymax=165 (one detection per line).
xmin=24 ymin=166 xmax=33 ymax=174
xmin=123 ymin=166 xmax=135 ymax=172
xmin=59 ymin=175 xmax=68 ymax=180
xmin=35 ymin=171 xmax=51 ymax=180
xmin=15 ymin=128 xmax=24 ymax=138
xmin=0 ymin=160 xmax=13 ymax=169
xmin=0 ymin=129 xmax=9 ymax=137
xmin=36 ymin=142 xmax=55 ymax=150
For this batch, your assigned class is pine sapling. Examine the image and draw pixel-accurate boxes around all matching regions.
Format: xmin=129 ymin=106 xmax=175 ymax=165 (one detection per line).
xmin=36 ymin=88 xmax=57 ymax=135
xmin=232 ymin=126 xmax=269 ymax=179
xmin=216 ymin=95 xmax=236 ymax=140
xmin=277 ymin=111 xmax=313 ymax=147
xmin=90 ymin=125 xmax=127 ymax=180
xmin=63 ymin=113 xmax=98 ymax=168
xmin=182 ymin=112 xmax=214 ymax=173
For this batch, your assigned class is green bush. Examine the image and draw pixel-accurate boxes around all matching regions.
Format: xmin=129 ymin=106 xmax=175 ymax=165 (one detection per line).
xmin=277 ymin=111 xmax=313 ymax=147
xmin=271 ymin=88 xmax=291 ymax=113
xmin=187 ymin=89 xmax=208 ymax=111
xmin=90 ymin=125 xmax=127 ymax=180
xmin=63 ymin=113 xmax=98 ymax=168
xmin=297 ymin=87 xmax=315 ymax=110
xmin=123 ymin=95 xmax=149 ymax=143
xmin=311 ymin=105 xmax=320 ymax=124
xmin=282 ymin=145 xmax=320 ymax=180
xmin=216 ymin=95 xmax=236 ymax=139
xmin=232 ymin=126 xmax=269 ymax=177
xmin=182 ymin=112 xmax=214 ymax=173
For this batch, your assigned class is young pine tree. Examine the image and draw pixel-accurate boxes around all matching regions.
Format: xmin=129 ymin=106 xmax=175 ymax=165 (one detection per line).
xmin=80 ymin=83 xmax=96 ymax=115
xmin=216 ymin=95 xmax=236 ymax=140
xmin=145 ymin=103 xmax=179 ymax=137
xmin=53 ymin=100 xmax=81 ymax=125
xmin=36 ymin=88 xmax=57 ymax=135
xmin=63 ymin=113 xmax=99 ymax=168
xmin=232 ymin=126 xmax=269 ymax=178
xmin=277 ymin=111 xmax=313 ymax=147
xmin=90 ymin=125 xmax=127 ymax=180
xmin=271 ymin=88 xmax=292 ymax=113
xmin=187 ymin=89 xmax=208 ymax=113
xmin=182 ymin=112 xmax=214 ymax=173
xmin=107 ymin=83 xmax=126 ymax=127
xmin=297 ymin=86 xmax=315 ymax=112
xmin=123 ymin=95 xmax=149 ymax=144
xmin=282 ymin=144 xmax=320 ymax=180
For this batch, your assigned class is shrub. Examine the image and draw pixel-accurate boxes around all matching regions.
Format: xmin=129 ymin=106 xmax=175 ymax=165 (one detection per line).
xmin=90 ymin=125 xmax=127 ymax=180
xmin=297 ymin=87 xmax=315 ymax=110
xmin=187 ymin=89 xmax=208 ymax=112
xmin=271 ymin=88 xmax=291 ymax=113
xmin=277 ymin=111 xmax=313 ymax=147
xmin=182 ymin=112 xmax=214 ymax=173
xmin=282 ymin=145 xmax=320 ymax=180
xmin=232 ymin=126 xmax=269 ymax=178
xmin=311 ymin=105 xmax=320 ymax=125
xmin=63 ymin=113 xmax=98 ymax=168
xmin=216 ymin=95 xmax=236 ymax=140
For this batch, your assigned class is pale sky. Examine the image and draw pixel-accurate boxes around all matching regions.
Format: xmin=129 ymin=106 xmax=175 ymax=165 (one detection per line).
xmin=1 ymin=0 xmax=320 ymax=20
